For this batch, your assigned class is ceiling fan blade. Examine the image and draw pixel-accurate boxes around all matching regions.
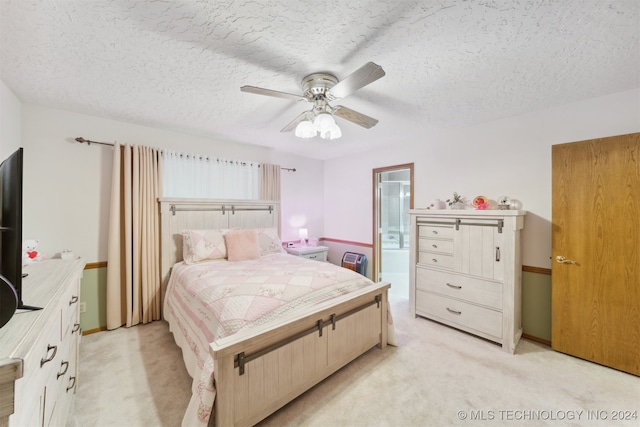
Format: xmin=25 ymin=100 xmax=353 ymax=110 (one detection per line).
xmin=333 ymin=105 xmax=379 ymax=129
xmin=241 ymin=86 xmax=307 ymax=102
xmin=328 ymin=62 xmax=386 ymax=100
xmin=280 ymin=110 xmax=312 ymax=132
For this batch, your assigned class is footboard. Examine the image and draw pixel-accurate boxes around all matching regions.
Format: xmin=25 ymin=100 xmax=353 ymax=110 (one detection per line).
xmin=211 ymin=282 xmax=390 ymax=427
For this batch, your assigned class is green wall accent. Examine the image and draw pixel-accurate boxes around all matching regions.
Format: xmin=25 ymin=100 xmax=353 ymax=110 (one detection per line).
xmin=522 ymin=271 xmax=552 ymax=342
xmin=78 ymin=266 xmax=553 ymax=343
xmin=79 ymin=267 xmax=107 ymax=333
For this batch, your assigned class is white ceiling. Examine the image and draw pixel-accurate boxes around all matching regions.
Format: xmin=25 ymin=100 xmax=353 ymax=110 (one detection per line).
xmin=1 ymin=1 xmax=638 ymax=160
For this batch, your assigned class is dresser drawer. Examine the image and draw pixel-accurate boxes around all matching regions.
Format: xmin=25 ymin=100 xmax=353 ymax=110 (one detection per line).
xmin=418 ymin=238 xmax=453 ymax=254
xmin=416 ymin=290 xmax=502 ymax=339
xmin=417 ymin=252 xmax=453 ymax=270
xmin=418 ymin=224 xmax=454 ymax=239
xmin=416 ymin=268 xmax=502 ymax=310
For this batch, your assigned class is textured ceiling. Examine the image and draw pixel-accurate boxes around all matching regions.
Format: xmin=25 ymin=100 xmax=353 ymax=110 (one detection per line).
xmin=1 ymin=0 xmax=639 ymax=160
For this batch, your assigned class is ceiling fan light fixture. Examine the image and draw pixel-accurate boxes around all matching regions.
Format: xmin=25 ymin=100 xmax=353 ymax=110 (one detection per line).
xmin=320 ymin=122 xmax=342 ymax=140
xmin=313 ymin=112 xmax=336 ymax=133
xmin=294 ymin=120 xmax=316 ymax=138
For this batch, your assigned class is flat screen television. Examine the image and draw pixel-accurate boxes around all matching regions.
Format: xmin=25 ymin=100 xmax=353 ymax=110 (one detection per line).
xmin=0 ymin=148 xmax=40 ymax=329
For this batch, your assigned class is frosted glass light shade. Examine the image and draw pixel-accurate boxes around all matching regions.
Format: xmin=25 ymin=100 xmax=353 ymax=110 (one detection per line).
xmin=313 ymin=113 xmax=335 ymax=132
xmin=320 ymin=122 xmax=342 ymax=140
xmin=295 ymin=120 xmax=316 ymax=138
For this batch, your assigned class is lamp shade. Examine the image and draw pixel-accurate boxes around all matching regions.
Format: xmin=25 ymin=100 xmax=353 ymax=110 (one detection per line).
xmin=298 ymin=228 xmax=308 ymax=239
xmin=313 ymin=113 xmax=336 ymax=132
xmin=295 ymin=120 xmax=316 ymax=138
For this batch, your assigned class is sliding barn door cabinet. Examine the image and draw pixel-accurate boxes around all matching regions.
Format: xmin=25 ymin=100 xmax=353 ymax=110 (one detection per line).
xmin=409 ymin=209 xmax=526 ymax=353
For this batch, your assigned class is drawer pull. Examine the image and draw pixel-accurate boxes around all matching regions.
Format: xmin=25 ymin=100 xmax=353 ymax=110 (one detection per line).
xmin=495 ymin=247 xmax=501 ymax=262
xmin=72 ymin=323 xmax=81 ymax=334
xmin=309 ymin=255 xmax=317 ymax=259
xmin=57 ymin=360 xmax=69 ymax=379
xmin=432 ymin=230 xmax=438 ymax=234
xmin=69 ymin=295 xmax=79 ymax=305
xmin=446 ymin=283 xmax=462 ymax=289
xmin=446 ymin=307 xmax=462 ymax=315
xmin=67 ymin=376 xmax=77 ymax=392
xmin=40 ymin=344 xmax=57 ymax=367
xmin=432 ymin=244 xmax=438 ymax=248
xmin=432 ymin=258 xmax=438 ymax=263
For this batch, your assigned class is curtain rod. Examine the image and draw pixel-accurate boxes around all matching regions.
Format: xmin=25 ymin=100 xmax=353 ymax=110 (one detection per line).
xmin=75 ymin=137 xmax=296 ymax=172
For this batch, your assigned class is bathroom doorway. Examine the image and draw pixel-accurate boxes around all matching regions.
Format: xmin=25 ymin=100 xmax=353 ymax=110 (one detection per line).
xmin=372 ymin=164 xmax=413 ymax=300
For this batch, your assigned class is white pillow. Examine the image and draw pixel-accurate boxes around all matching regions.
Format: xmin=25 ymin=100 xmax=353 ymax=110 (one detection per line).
xmin=256 ymin=228 xmax=285 ymax=255
xmin=181 ymin=229 xmax=229 ymax=264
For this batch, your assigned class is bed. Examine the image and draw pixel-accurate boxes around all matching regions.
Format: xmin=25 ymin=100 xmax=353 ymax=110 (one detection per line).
xmin=159 ymin=198 xmax=394 ymax=427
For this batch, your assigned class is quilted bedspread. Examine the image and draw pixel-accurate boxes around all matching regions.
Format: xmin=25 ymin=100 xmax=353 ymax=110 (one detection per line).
xmin=163 ymin=253 xmax=389 ymax=427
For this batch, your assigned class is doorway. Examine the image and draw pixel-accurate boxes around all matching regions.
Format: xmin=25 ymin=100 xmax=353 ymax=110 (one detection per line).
xmin=373 ymin=164 xmax=414 ymax=300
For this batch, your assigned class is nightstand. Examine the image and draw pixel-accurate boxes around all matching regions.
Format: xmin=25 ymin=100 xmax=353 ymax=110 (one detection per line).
xmin=285 ymin=245 xmax=328 ymax=262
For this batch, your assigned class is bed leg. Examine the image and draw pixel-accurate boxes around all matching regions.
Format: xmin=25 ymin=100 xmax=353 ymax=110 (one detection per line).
xmin=379 ymin=289 xmax=388 ymax=349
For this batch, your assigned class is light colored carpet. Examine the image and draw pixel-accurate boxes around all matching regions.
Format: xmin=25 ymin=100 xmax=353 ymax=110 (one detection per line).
xmin=67 ymin=295 xmax=639 ymax=427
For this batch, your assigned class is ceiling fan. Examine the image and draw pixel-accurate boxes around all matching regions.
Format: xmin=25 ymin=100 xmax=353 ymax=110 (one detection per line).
xmin=240 ymin=62 xmax=385 ymax=139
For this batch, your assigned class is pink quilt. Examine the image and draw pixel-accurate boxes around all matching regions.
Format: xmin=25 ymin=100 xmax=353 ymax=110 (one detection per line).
xmin=163 ymin=253 xmax=386 ymax=427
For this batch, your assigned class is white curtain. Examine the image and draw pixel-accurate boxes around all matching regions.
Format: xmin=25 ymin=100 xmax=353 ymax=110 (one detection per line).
xmin=162 ymin=150 xmax=260 ymax=199
xmin=106 ymin=143 xmax=162 ymax=329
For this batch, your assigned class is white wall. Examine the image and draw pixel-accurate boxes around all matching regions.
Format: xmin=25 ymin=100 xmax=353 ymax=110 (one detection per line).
xmin=0 ymin=80 xmax=21 ymax=160
xmin=324 ymin=89 xmax=640 ymax=268
xmin=19 ymin=104 xmax=324 ymax=262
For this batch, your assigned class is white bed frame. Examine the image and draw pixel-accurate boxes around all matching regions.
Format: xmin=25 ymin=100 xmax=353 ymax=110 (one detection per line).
xmin=159 ymin=198 xmax=390 ymax=427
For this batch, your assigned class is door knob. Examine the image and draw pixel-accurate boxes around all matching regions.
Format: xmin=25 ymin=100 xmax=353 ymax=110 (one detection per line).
xmin=555 ymin=256 xmax=577 ymax=264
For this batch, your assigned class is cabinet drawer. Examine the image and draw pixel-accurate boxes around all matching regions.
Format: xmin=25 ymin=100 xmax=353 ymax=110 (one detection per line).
xmin=300 ymin=251 xmax=327 ymax=262
xmin=418 ymin=225 xmax=454 ymax=239
xmin=417 ymin=252 xmax=453 ymax=270
xmin=416 ymin=290 xmax=502 ymax=339
xmin=416 ymin=268 xmax=502 ymax=310
xmin=418 ymin=238 xmax=453 ymax=254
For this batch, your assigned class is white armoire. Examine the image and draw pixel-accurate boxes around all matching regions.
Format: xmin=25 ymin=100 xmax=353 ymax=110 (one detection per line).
xmin=409 ymin=209 xmax=526 ymax=353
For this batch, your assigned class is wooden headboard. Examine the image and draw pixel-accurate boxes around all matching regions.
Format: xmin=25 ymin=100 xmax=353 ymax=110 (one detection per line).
xmin=158 ymin=198 xmax=280 ymax=295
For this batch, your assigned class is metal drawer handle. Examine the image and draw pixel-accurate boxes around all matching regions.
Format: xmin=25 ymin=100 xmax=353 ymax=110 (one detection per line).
xmin=72 ymin=323 xmax=81 ymax=334
xmin=446 ymin=283 xmax=462 ymax=289
xmin=432 ymin=258 xmax=438 ymax=263
xmin=432 ymin=244 xmax=438 ymax=248
xmin=66 ymin=376 xmax=76 ymax=392
xmin=57 ymin=360 xmax=69 ymax=379
xmin=432 ymin=230 xmax=438 ymax=234
xmin=446 ymin=307 xmax=462 ymax=315
xmin=309 ymin=255 xmax=317 ymax=259
xmin=41 ymin=344 xmax=57 ymax=367
xmin=495 ymin=246 xmax=501 ymax=262
xmin=69 ymin=295 xmax=79 ymax=305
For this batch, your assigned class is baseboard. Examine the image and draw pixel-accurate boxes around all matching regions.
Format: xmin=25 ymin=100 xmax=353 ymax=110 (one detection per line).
xmin=82 ymin=326 xmax=108 ymax=336
xmin=522 ymin=333 xmax=551 ymax=346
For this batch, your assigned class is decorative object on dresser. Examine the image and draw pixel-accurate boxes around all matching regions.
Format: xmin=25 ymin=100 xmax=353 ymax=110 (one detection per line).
xmin=285 ymin=245 xmax=328 ymax=262
xmin=0 ymin=258 xmax=85 ymax=427
xmin=409 ymin=209 xmax=526 ymax=353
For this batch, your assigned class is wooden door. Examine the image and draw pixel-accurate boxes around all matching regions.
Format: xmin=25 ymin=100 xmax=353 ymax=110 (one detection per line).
xmin=551 ymin=132 xmax=640 ymax=376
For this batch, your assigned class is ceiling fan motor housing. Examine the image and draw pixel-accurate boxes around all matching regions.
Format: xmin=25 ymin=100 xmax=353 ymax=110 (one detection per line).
xmin=302 ymin=73 xmax=338 ymax=99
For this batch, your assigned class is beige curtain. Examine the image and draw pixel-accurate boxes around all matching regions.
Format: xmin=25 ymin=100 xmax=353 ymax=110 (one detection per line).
xmin=106 ymin=143 xmax=162 ymax=330
xmin=260 ymin=163 xmax=281 ymax=201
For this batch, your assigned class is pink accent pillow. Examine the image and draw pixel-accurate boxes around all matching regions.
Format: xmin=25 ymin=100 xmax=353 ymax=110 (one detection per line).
xmin=224 ymin=229 xmax=261 ymax=262
xmin=182 ymin=229 xmax=229 ymax=264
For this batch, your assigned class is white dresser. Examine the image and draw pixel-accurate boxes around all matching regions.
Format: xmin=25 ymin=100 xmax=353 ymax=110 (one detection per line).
xmin=409 ymin=209 xmax=525 ymax=353
xmin=0 ymin=258 xmax=85 ymax=427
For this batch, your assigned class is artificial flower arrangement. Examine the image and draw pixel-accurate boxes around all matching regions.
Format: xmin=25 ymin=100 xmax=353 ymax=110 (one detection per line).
xmin=446 ymin=192 xmax=463 ymax=207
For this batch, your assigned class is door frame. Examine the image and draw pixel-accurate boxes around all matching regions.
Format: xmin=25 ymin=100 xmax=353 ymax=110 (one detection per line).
xmin=372 ymin=163 xmax=414 ymax=282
